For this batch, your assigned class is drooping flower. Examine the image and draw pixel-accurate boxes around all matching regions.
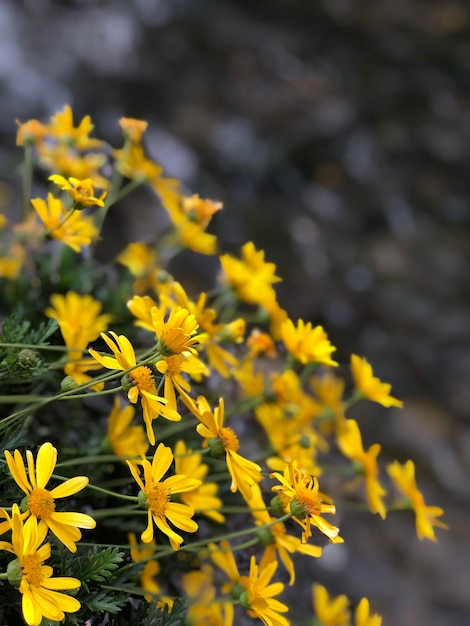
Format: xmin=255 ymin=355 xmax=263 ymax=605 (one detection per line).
xmin=49 ymin=174 xmax=107 ymax=209
xmin=3 ymin=442 xmax=95 ymax=552
xmin=270 ymin=462 xmax=343 ymax=544
xmin=196 ymin=396 xmax=263 ymax=503
xmin=0 ymin=505 xmax=81 ymax=625
xmin=350 ymin=354 xmax=403 ymax=408
xmin=336 ymin=419 xmax=387 ymax=520
xmin=311 ymin=583 xmax=351 ymax=626
xmin=89 ymin=331 xmax=180 ymax=445
xmin=104 ymin=397 xmax=149 ymax=460
xmin=127 ymin=442 xmax=200 ymax=549
xmin=281 ymin=318 xmax=338 ymax=366
xmin=387 ymin=459 xmax=448 ymax=541
xmin=239 ymin=556 xmax=289 ymax=626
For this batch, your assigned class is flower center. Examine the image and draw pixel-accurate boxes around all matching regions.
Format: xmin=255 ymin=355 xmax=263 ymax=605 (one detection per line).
xmin=220 ymin=427 xmax=240 ymax=452
xmin=130 ymin=366 xmax=155 ymax=392
xmin=146 ymin=483 xmax=170 ymax=516
xmin=22 ymin=554 xmax=45 ymax=586
xmin=164 ymin=354 xmax=183 ymax=377
xmin=295 ymin=480 xmax=321 ymax=516
xmin=28 ymin=487 xmax=55 ymax=519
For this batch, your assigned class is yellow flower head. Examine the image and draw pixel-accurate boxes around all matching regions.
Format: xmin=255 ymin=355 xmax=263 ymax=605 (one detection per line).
xmin=127 ymin=443 xmax=201 ymax=549
xmin=47 ymin=105 xmax=102 ymax=149
xmin=270 ymin=462 xmax=342 ymax=544
xmin=119 ymin=117 xmax=148 ymax=143
xmin=350 ymin=354 xmax=403 ymax=408
xmin=181 ymin=194 xmax=223 ymax=229
xmin=113 ymin=143 xmax=163 ymax=181
xmin=281 ymin=318 xmax=338 ymax=366
xmin=312 ymin=584 xmax=351 ymax=626
xmin=196 ymin=396 xmax=263 ymax=502
xmin=3 ymin=442 xmax=96 ymax=552
xmin=89 ymin=331 xmax=180 ymax=445
xmin=240 ymin=556 xmax=289 ymax=626
xmin=105 ymin=397 xmax=149 ymax=459
xmin=128 ymin=532 xmax=173 ymax=607
xmin=152 ymin=305 xmax=202 ymax=356
xmin=0 ymin=505 xmax=81 ymax=625
xmin=336 ymin=419 xmax=387 ymax=519
xmin=16 ymin=118 xmax=47 ymax=146
xmin=247 ymin=328 xmax=277 ymax=358
xmin=387 ymin=459 xmax=448 ymax=541
xmin=181 ymin=566 xmax=234 ymax=626
xmin=49 ymin=174 xmax=107 ymax=209
xmin=31 ymin=193 xmax=98 ymax=252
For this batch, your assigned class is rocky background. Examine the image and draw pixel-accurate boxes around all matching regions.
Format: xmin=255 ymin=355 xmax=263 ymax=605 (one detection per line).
xmin=1 ymin=1 xmax=469 ymax=624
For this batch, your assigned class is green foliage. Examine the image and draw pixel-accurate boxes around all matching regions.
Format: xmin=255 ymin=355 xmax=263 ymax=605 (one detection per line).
xmin=129 ymin=597 xmax=187 ymax=626
xmin=73 ymin=547 xmax=125 ymax=591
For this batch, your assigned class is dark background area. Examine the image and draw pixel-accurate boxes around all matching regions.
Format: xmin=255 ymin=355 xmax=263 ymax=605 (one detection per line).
xmin=1 ymin=1 xmax=469 ymax=624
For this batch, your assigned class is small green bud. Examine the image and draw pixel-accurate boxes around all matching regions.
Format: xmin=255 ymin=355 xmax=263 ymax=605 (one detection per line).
xmin=256 ymin=526 xmax=275 ymax=546
xmin=20 ymin=495 xmax=29 ymax=513
xmin=238 ymin=589 xmax=251 ymax=610
xmin=121 ymin=374 xmax=135 ymax=391
xmin=269 ymin=495 xmax=286 ymax=517
xmin=60 ymin=376 xmax=79 ymax=392
xmin=137 ymin=489 xmax=149 ymax=510
xmin=290 ymin=498 xmax=309 ymax=520
xmin=208 ymin=437 xmax=226 ymax=459
xmin=7 ymin=558 xmax=22 ymax=588
xmin=17 ymin=348 xmax=39 ymax=368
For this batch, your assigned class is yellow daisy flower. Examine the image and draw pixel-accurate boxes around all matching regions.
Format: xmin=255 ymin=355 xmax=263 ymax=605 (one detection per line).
xmin=127 ymin=443 xmax=200 ymax=549
xmin=0 ymin=505 xmax=81 ymax=626
xmin=155 ymin=352 xmax=208 ymax=417
xmin=387 ymin=459 xmax=448 ymax=541
xmin=196 ymin=396 xmax=263 ymax=503
xmin=104 ymin=397 xmax=149 ymax=459
xmin=49 ymin=174 xmax=107 ymax=209
xmin=89 ymin=331 xmax=180 ymax=445
xmin=3 ymin=443 xmax=95 ymax=552
xmin=128 ymin=532 xmax=173 ymax=608
xmin=270 ymin=462 xmax=343 ymax=544
xmin=281 ymin=317 xmax=338 ymax=366
xmin=311 ymin=583 xmax=351 ymax=626
xmin=47 ymin=104 xmax=102 ymax=150
xmin=350 ymin=354 xmax=403 ymax=408
xmin=240 ymin=556 xmax=289 ymax=626
xmin=181 ymin=567 xmax=234 ymax=626
xmin=152 ymin=305 xmax=202 ymax=356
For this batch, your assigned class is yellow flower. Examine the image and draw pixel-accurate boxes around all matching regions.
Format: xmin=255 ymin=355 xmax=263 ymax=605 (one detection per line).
xmin=113 ymin=143 xmax=163 ymax=181
xmin=16 ymin=118 xmax=48 ymax=146
xmin=155 ymin=352 xmax=208 ymax=417
xmin=240 ymin=556 xmax=289 ymax=626
xmin=196 ymin=396 xmax=263 ymax=502
xmin=38 ymin=144 xmax=109 ymax=188
xmin=3 ymin=442 xmax=95 ymax=552
xmin=89 ymin=331 xmax=180 ymax=445
xmin=355 ymin=597 xmax=382 ymax=626
xmin=119 ymin=117 xmax=149 ymax=143
xmin=104 ymin=397 xmax=149 ymax=459
xmin=47 ymin=104 xmax=102 ymax=150
xmin=250 ymin=485 xmax=322 ymax=585
xmin=31 ymin=193 xmax=98 ymax=252
xmin=128 ymin=532 xmax=173 ymax=607
xmin=219 ymin=241 xmax=281 ymax=307
xmin=336 ymin=419 xmax=387 ymax=520
xmin=127 ymin=443 xmax=200 ymax=549
xmin=49 ymin=174 xmax=107 ymax=209
xmin=118 ymin=242 xmax=166 ymax=293
xmin=181 ymin=566 xmax=234 ymax=626
xmin=247 ymin=328 xmax=277 ymax=358
xmin=0 ymin=505 xmax=81 ymax=626
xmin=0 ymin=242 xmax=25 ymax=280
xmin=350 ymin=354 xmax=403 ymax=408
xmin=174 ymin=440 xmax=224 ymax=524
xmin=387 ymin=459 xmax=448 ymax=541
xmin=270 ymin=462 xmax=342 ymax=544
xmin=281 ymin=318 xmax=338 ymax=366
xmin=152 ymin=305 xmax=202 ymax=356
xmin=311 ymin=584 xmax=351 ymax=626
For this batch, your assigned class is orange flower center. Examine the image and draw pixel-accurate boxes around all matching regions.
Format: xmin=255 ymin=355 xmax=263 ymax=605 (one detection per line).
xmin=146 ymin=483 xmax=170 ymax=516
xmin=220 ymin=427 xmax=240 ymax=452
xmin=295 ymin=480 xmax=321 ymax=515
xmin=22 ymin=554 xmax=45 ymax=586
xmin=164 ymin=354 xmax=183 ymax=377
xmin=28 ymin=487 xmax=55 ymax=519
xmin=130 ymin=366 xmax=155 ymax=392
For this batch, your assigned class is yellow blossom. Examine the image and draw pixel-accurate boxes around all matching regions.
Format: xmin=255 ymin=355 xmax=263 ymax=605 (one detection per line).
xmin=350 ymin=354 xmax=403 ymax=408
xmin=181 ymin=566 xmax=234 ymax=626
xmin=336 ymin=419 xmax=387 ymax=519
xmin=119 ymin=117 xmax=148 ymax=143
xmin=355 ymin=597 xmax=382 ymax=626
xmin=113 ymin=143 xmax=163 ymax=181
xmin=240 ymin=556 xmax=289 ymax=626
xmin=0 ymin=505 xmax=81 ymax=625
xmin=128 ymin=532 xmax=173 ymax=607
xmin=104 ymin=397 xmax=149 ymax=459
xmin=16 ymin=118 xmax=48 ymax=146
xmin=152 ymin=305 xmax=202 ymax=356
xmin=247 ymin=328 xmax=277 ymax=358
xmin=127 ymin=443 xmax=200 ymax=549
xmin=281 ymin=318 xmax=338 ymax=366
xmin=387 ymin=459 xmax=448 ymax=541
xmin=89 ymin=331 xmax=180 ymax=445
xmin=3 ymin=442 xmax=95 ymax=552
xmin=48 ymin=174 xmax=107 ymax=209
xmin=47 ymin=104 xmax=102 ymax=149
xmin=312 ymin=583 xmax=351 ymax=626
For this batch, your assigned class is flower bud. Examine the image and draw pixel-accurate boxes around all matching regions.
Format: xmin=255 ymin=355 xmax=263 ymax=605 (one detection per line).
xmin=7 ymin=558 xmax=22 ymax=588
xmin=60 ymin=376 xmax=79 ymax=392
xmin=269 ymin=495 xmax=286 ymax=517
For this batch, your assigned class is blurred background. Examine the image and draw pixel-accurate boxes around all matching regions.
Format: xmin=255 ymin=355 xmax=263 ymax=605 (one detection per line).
xmin=1 ymin=0 xmax=469 ymax=624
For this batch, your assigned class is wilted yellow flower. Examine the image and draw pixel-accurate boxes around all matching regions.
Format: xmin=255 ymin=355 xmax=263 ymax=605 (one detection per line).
xmin=0 ymin=505 xmax=81 ymax=625
xmin=127 ymin=443 xmax=200 ymax=549
xmin=387 ymin=459 xmax=448 ymax=541
xmin=49 ymin=174 xmax=107 ymax=209
xmin=350 ymin=354 xmax=403 ymax=408
xmin=281 ymin=318 xmax=338 ymax=366
xmin=3 ymin=442 xmax=95 ymax=552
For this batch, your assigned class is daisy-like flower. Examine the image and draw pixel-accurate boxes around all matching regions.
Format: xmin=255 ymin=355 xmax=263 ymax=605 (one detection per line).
xmin=3 ymin=442 xmax=96 ymax=552
xmin=49 ymin=174 xmax=107 ymax=209
xmin=281 ymin=318 xmax=338 ymax=366
xmin=127 ymin=442 xmax=201 ymax=549
xmin=89 ymin=331 xmax=180 ymax=445
xmin=387 ymin=459 xmax=448 ymax=541
xmin=31 ymin=193 xmax=98 ymax=252
xmin=0 ymin=505 xmax=81 ymax=626
xmin=196 ymin=396 xmax=263 ymax=503
xmin=174 ymin=440 xmax=225 ymax=524
xmin=181 ymin=566 xmax=234 ymax=626
xmin=103 ymin=397 xmax=149 ymax=459
xmin=239 ymin=556 xmax=289 ymax=626
xmin=312 ymin=583 xmax=351 ymax=626
xmin=336 ymin=419 xmax=387 ymax=520
xmin=270 ymin=462 xmax=343 ymax=544
xmin=128 ymin=532 xmax=173 ymax=608
xmin=350 ymin=354 xmax=403 ymax=408
xmin=156 ymin=352 xmax=208 ymax=417
xmin=152 ymin=305 xmax=202 ymax=356
xmin=47 ymin=104 xmax=102 ymax=150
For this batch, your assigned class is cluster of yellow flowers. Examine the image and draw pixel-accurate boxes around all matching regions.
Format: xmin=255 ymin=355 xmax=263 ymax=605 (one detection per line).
xmin=0 ymin=107 xmax=447 ymax=625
